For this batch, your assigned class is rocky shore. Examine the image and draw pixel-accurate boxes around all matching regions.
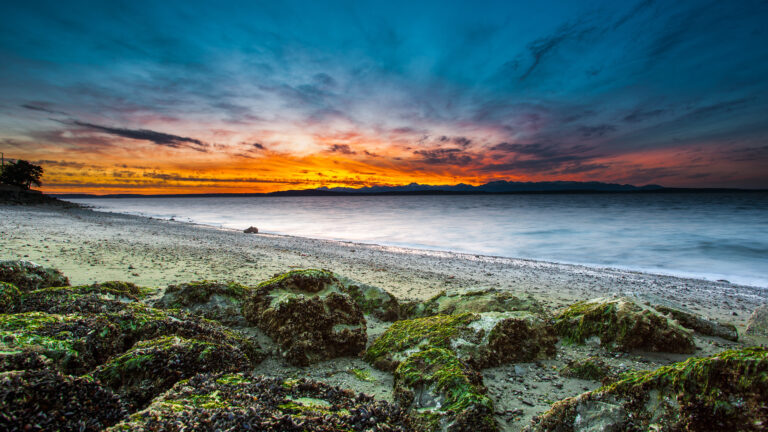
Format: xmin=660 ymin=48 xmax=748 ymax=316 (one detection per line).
xmin=1 ymin=204 xmax=767 ymax=431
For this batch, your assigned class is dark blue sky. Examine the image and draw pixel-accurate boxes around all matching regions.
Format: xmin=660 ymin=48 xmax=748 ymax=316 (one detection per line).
xmin=1 ymin=0 xmax=767 ymax=192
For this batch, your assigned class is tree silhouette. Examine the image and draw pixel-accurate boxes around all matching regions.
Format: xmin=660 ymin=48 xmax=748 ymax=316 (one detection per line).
xmin=0 ymin=160 xmax=44 ymax=190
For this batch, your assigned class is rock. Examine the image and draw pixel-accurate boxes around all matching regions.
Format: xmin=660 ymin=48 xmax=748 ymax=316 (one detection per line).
xmin=340 ymin=280 xmax=401 ymax=321
xmin=409 ymin=287 xmax=547 ymax=318
xmin=653 ymin=304 xmax=738 ymax=341
xmin=242 ymin=269 xmax=367 ymax=366
xmin=746 ymin=304 xmax=768 ymax=337
xmin=526 ymin=347 xmax=768 ymax=432
xmin=0 ymin=304 xmax=264 ymax=374
xmin=153 ymin=280 xmax=252 ymax=326
xmin=93 ymin=335 xmax=252 ymax=409
xmin=0 ymin=260 xmax=69 ymax=291
xmin=244 ymin=226 xmax=259 ymax=233
xmin=393 ymin=347 xmax=497 ymax=432
xmin=0 ymin=369 xmax=127 ymax=432
xmin=16 ymin=281 xmax=150 ymax=314
xmin=107 ymin=372 xmax=413 ymax=431
xmin=559 ymin=357 xmax=614 ymax=382
xmin=0 ymin=350 xmax=53 ymax=372
xmin=365 ymin=311 xmax=557 ymax=371
xmin=0 ymin=282 xmax=21 ymax=313
xmin=554 ymin=297 xmax=696 ymax=353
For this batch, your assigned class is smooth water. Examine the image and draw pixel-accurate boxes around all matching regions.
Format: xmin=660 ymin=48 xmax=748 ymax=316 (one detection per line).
xmin=68 ymin=193 xmax=768 ymax=287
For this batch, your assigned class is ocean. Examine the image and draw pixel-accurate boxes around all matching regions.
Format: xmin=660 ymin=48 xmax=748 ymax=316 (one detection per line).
xmin=68 ymin=192 xmax=768 ymax=288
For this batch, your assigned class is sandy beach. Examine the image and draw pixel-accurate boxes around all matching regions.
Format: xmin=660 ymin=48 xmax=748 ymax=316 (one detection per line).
xmin=2 ymin=202 xmax=767 ymax=431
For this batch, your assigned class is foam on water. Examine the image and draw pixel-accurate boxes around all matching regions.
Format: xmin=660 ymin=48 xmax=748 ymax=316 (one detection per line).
xmin=68 ymin=193 xmax=768 ymax=288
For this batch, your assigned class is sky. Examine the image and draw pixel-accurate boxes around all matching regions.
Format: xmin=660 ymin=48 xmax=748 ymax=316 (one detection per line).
xmin=1 ymin=0 xmax=767 ymax=194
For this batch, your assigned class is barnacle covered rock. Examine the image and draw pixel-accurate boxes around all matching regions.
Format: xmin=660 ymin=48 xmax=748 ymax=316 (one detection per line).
xmin=526 ymin=347 xmax=768 ymax=432
xmin=559 ymin=356 xmax=614 ymax=382
xmin=15 ymin=281 xmax=151 ymax=315
xmin=108 ymin=372 xmax=413 ymax=431
xmin=153 ymin=280 xmax=251 ymax=326
xmin=0 ymin=350 xmax=53 ymax=372
xmin=554 ymin=297 xmax=696 ymax=353
xmin=0 ymin=282 xmax=21 ymax=313
xmin=653 ymin=304 xmax=738 ymax=341
xmin=0 ymin=304 xmax=263 ymax=374
xmin=242 ymin=269 xmax=366 ymax=366
xmin=0 ymin=369 xmax=127 ymax=432
xmin=365 ymin=311 xmax=556 ymax=371
xmin=410 ymin=287 xmax=547 ymax=318
xmin=93 ymin=335 xmax=252 ymax=409
xmin=393 ymin=348 xmax=497 ymax=432
xmin=341 ymin=280 xmax=401 ymax=321
xmin=0 ymin=260 xmax=69 ymax=292
xmin=746 ymin=304 xmax=768 ymax=337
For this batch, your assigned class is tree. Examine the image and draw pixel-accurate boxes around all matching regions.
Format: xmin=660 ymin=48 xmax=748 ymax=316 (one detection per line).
xmin=0 ymin=160 xmax=44 ymax=190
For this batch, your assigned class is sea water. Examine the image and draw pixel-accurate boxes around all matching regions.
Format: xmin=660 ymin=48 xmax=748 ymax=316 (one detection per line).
xmin=68 ymin=193 xmax=768 ymax=288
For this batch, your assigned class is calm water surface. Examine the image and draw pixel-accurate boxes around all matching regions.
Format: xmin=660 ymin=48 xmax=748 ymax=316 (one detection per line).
xmin=69 ymin=193 xmax=768 ymax=287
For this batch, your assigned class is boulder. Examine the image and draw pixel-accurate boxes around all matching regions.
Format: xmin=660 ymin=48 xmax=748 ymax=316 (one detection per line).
xmin=0 ymin=369 xmax=127 ymax=432
xmin=0 ymin=281 xmax=21 ymax=313
xmin=93 ymin=335 xmax=252 ymax=409
xmin=745 ymin=304 xmax=768 ymax=337
xmin=153 ymin=280 xmax=251 ymax=326
xmin=410 ymin=287 xmax=547 ymax=318
xmin=0 ymin=304 xmax=264 ymax=374
xmin=242 ymin=269 xmax=366 ymax=366
xmin=244 ymin=226 xmax=259 ymax=233
xmin=16 ymin=281 xmax=150 ymax=315
xmin=107 ymin=372 xmax=413 ymax=431
xmin=341 ymin=281 xmax=401 ymax=321
xmin=365 ymin=311 xmax=557 ymax=371
xmin=393 ymin=347 xmax=497 ymax=432
xmin=526 ymin=347 xmax=768 ymax=432
xmin=0 ymin=260 xmax=69 ymax=291
xmin=554 ymin=297 xmax=696 ymax=353
xmin=653 ymin=304 xmax=738 ymax=341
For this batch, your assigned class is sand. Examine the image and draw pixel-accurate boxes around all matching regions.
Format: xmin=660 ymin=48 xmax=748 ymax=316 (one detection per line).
xmin=2 ymin=202 xmax=767 ymax=430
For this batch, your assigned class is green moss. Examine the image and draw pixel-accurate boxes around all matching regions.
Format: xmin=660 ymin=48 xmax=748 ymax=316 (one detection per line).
xmin=256 ymin=269 xmax=336 ymax=292
xmin=365 ymin=313 xmax=478 ymax=368
xmin=215 ymin=373 xmax=249 ymax=385
xmin=0 ymin=312 xmax=78 ymax=357
xmin=349 ymin=368 xmax=375 ymax=382
xmin=166 ymin=280 xmax=250 ymax=307
xmin=0 ymin=282 xmax=21 ymax=313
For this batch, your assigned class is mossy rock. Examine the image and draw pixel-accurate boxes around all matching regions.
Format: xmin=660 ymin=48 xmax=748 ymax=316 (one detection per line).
xmin=394 ymin=348 xmax=497 ymax=432
xmin=107 ymin=372 xmax=413 ymax=431
xmin=93 ymin=335 xmax=252 ymax=409
xmin=559 ymin=356 xmax=614 ymax=381
xmin=0 ymin=282 xmax=21 ymax=313
xmin=0 ymin=260 xmax=69 ymax=292
xmin=16 ymin=282 xmax=151 ymax=315
xmin=340 ymin=280 xmax=401 ymax=321
xmin=0 ymin=305 xmax=264 ymax=374
xmin=153 ymin=280 xmax=251 ymax=326
xmin=0 ymin=369 xmax=127 ymax=432
xmin=366 ymin=311 xmax=556 ymax=371
xmin=411 ymin=287 xmax=548 ymax=318
xmin=0 ymin=350 xmax=53 ymax=372
xmin=242 ymin=269 xmax=366 ymax=366
xmin=653 ymin=304 xmax=738 ymax=341
xmin=527 ymin=347 xmax=768 ymax=431
xmin=554 ymin=297 xmax=696 ymax=353
xmin=745 ymin=305 xmax=768 ymax=337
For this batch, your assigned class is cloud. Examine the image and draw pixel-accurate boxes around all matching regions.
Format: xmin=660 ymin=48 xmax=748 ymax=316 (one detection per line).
xmin=251 ymin=142 xmax=265 ymax=150
xmin=623 ymin=108 xmax=666 ymax=123
xmin=20 ymin=103 xmax=68 ymax=116
xmin=578 ymin=124 xmax=616 ymax=138
xmin=414 ymin=148 xmax=474 ymax=166
xmin=519 ymin=21 xmax=596 ymax=81
xmin=72 ymin=121 xmax=208 ymax=151
xmin=327 ymin=144 xmax=356 ymax=155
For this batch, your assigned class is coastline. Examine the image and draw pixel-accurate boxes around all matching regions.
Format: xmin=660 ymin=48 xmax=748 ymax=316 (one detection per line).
xmin=1 ymin=202 xmax=765 ymax=327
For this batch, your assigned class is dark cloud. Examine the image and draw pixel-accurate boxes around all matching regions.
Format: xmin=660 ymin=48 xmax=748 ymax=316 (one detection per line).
xmin=578 ymin=124 xmax=616 ymax=138
xmin=685 ymin=98 xmax=751 ymax=119
xmin=20 ymin=103 xmax=68 ymax=116
xmin=520 ymin=21 xmax=597 ymax=81
xmin=72 ymin=121 xmax=208 ymax=151
xmin=363 ymin=150 xmax=380 ymax=157
xmin=251 ymin=142 xmax=265 ymax=150
xmin=414 ymin=148 xmax=474 ymax=166
xmin=623 ymin=108 xmax=666 ymax=123
xmin=33 ymin=159 xmax=88 ymax=169
xmin=328 ymin=144 xmax=356 ymax=155
xmin=485 ymin=142 xmax=599 ymax=173
xmin=611 ymin=0 xmax=655 ymax=30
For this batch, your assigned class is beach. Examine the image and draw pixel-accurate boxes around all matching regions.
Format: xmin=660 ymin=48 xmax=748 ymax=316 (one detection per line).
xmin=1 ymin=203 xmax=765 ymax=325
xmin=2 ymin=202 xmax=767 ymax=431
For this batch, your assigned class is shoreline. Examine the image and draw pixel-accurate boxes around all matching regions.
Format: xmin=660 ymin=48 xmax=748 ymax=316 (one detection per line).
xmin=2 ymin=202 xmax=766 ymax=328
xmin=75 ymin=201 xmax=768 ymax=290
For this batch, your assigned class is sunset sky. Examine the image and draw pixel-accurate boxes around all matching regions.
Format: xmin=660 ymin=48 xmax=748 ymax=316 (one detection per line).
xmin=1 ymin=0 xmax=767 ymax=194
